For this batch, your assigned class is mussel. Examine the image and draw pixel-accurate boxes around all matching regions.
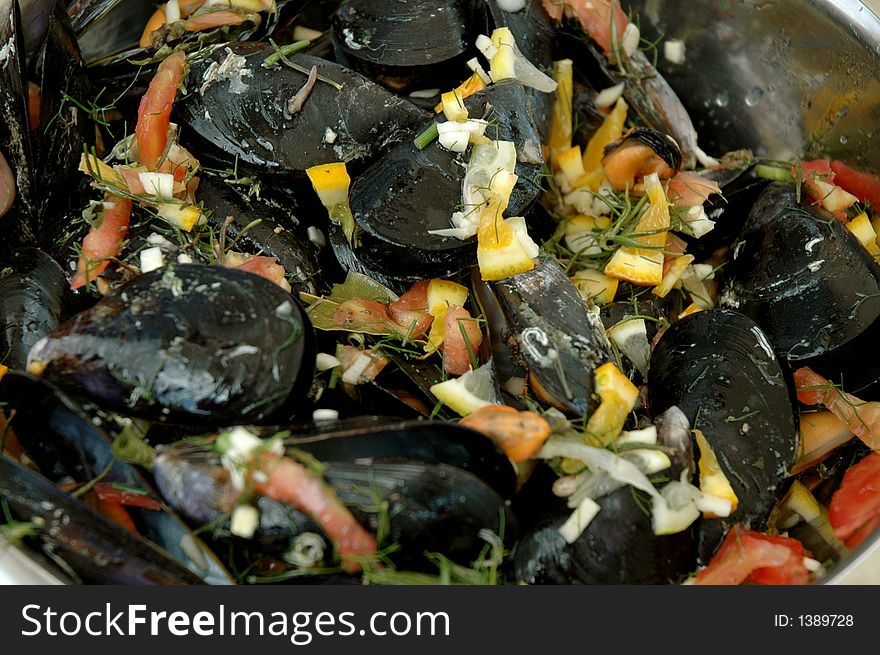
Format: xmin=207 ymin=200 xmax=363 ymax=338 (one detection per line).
xmin=721 ymin=183 xmax=880 ymax=393
xmin=176 ymin=42 xmax=429 ymax=176
xmin=488 ymin=256 xmax=614 ymax=417
xmin=601 ymin=126 xmax=682 ymax=190
xmin=0 ymin=370 xmax=234 ymax=584
xmin=0 ymin=453 xmax=206 ymax=584
xmin=332 ymin=0 xmax=480 ymax=94
xmin=648 ymin=309 xmax=799 ymax=562
xmin=347 ymin=80 xmax=544 ymax=281
xmin=26 ymin=264 xmax=316 ymax=425
xmin=0 ymin=247 xmax=68 ymax=370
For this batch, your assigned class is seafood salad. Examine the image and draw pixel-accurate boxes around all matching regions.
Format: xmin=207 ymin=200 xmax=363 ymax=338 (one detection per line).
xmin=0 ymin=0 xmax=878 ymax=586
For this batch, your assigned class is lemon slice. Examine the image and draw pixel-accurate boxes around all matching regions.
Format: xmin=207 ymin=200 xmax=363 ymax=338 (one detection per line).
xmin=430 ymin=362 xmax=499 ymax=417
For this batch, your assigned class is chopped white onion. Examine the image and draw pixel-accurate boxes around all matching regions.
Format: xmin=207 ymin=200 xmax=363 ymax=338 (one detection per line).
xmin=558 ymin=496 xmax=601 ymax=544
xmin=664 ymin=39 xmax=686 ymax=64
xmin=341 ymin=353 xmax=372 ymax=385
xmin=138 ymin=171 xmax=176 ymax=199
xmin=621 ymin=23 xmax=641 ymax=58
xmin=595 ymin=82 xmax=625 ymax=109
xmin=409 ymin=88 xmax=440 ymax=99
xmin=615 ymin=426 xmax=658 ymax=446
xmin=139 ymin=246 xmax=165 ymax=274
xmin=607 ymin=318 xmax=651 ymax=377
xmin=496 ymin=0 xmax=527 ymax=11
xmin=312 ymin=408 xmax=340 ymax=422
xmin=230 ymin=505 xmax=260 ymax=539
xmin=466 ymin=57 xmax=492 ymax=85
xmin=315 ymin=353 xmax=342 ymax=371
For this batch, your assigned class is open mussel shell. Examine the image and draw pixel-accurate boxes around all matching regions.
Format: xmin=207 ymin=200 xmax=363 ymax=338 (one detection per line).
xmin=27 ymin=264 xmax=316 ymax=425
xmin=198 ymin=173 xmax=322 ymax=295
xmin=0 ymin=0 xmax=37 ymax=242
xmin=0 ymin=247 xmax=68 ymax=370
xmin=648 ymin=309 xmax=798 ymax=562
xmin=153 ymin=438 xmax=517 ymax=571
xmin=512 ymin=465 xmax=694 ymax=584
xmin=255 ymin=415 xmax=517 ymax=498
xmin=485 ymin=0 xmax=556 ymax=138
xmin=0 ymin=453 xmax=206 ymax=584
xmin=489 ymin=257 xmax=614 ymax=417
xmin=349 ymin=80 xmax=543 ymax=281
xmin=177 ymin=42 xmax=429 ymax=176
xmin=332 ymin=0 xmax=480 ymax=94
xmin=0 ymin=370 xmax=235 ymax=584
xmin=722 ymin=183 xmax=880 ymax=392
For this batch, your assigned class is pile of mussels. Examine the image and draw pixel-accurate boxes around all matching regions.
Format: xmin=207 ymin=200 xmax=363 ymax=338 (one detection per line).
xmin=1 ymin=0 xmax=879 ymax=585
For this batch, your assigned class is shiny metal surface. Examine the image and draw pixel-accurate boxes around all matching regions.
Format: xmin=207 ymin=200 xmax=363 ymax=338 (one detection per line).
xmin=632 ymin=0 xmax=880 ymax=170
xmin=630 ymin=0 xmax=880 ymax=583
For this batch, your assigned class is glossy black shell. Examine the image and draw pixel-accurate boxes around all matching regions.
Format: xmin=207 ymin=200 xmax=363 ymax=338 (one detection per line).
xmin=722 ymin=183 xmax=880 ymax=392
xmin=27 ymin=264 xmax=315 ymax=425
xmin=648 ymin=309 xmax=799 ymax=562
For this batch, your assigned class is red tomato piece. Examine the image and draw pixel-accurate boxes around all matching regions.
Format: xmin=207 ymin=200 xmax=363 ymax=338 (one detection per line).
xmin=794 ymin=366 xmax=880 ymax=449
xmin=332 ymin=298 xmax=396 ymax=333
xmin=829 ymin=452 xmax=880 ymax=549
xmin=136 ymin=51 xmax=188 ymax=170
xmin=253 ymin=453 xmax=377 ymax=573
xmin=830 ymin=160 xmax=880 ymax=208
xmin=235 ymin=256 xmax=291 ymax=292
xmin=666 ymin=171 xmax=721 ymax=208
xmin=184 ymin=10 xmax=246 ymax=33
xmin=566 ymin=0 xmax=630 ymax=56
xmin=540 ymin=0 xmax=564 ymax=21
xmin=70 ymin=195 xmax=133 ymax=290
xmin=95 ymin=497 xmax=138 ymax=534
xmin=388 ymin=280 xmax=433 ymax=338
xmin=442 ymin=305 xmax=483 ymax=376
xmin=94 ymin=482 xmax=163 ymax=511
xmin=694 ymin=525 xmax=811 ymax=585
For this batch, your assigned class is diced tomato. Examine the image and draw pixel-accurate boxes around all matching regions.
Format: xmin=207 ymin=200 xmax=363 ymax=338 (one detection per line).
xmin=95 ymin=497 xmax=138 ymax=533
xmin=253 ymin=453 xmax=377 ymax=573
xmin=0 ymin=149 xmax=14 ymax=218
xmin=829 ymin=452 xmax=880 ymax=549
xmin=235 ymin=256 xmax=292 ymax=292
xmin=667 ymin=171 xmax=721 ymax=208
xmin=540 ymin=0 xmax=564 ymax=21
xmin=793 ymin=159 xmax=852 ymax=221
xmin=93 ymin=482 xmax=163 ymax=511
xmin=794 ymin=366 xmax=880 ymax=449
xmin=70 ymin=195 xmax=133 ymax=290
xmin=544 ymin=0 xmax=629 ymax=56
xmin=830 ymin=160 xmax=880 ymax=208
xmin=337 ymin=345 xmax=388 ymax=383
xmin=388 ymin=280 xmax=433 ymax=338
xmin=184 ymin=10 xmax=246 ymax=33
xmin=332 ymin=298 xmax=397 ymax=333
xmin=136 ymin=51 xmax=188 ymax=170
xmin=694 ymin=525 xmax=811 ymax=585
xmin=442 ymin=305 xmax=483 ymax=376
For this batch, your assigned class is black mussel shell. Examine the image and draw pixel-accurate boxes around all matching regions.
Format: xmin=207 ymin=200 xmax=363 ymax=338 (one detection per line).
xmin=490 ymin=257 xmax=614 ymax=417
xmin=0 ymin=0 xmax=37 ymax=242
xmin=332 ymin=0 xmax=480 ymax=94
xmin=177 ymin=42 xmax=429 ymax=176
xmin=648 ymin=309 xmax=798 ymax=563
xmin=0 ymin=453 xmax=206 ymax=584
xmin=349 ymin=80 xmax=543 ymax=281
xmin=27 ymin=264 xmax=315 ymax=425
xmin=0 ymin=247 xmax=68 ymax=370
xmin=722 ymin=183 xmax=880 ymax=392
xmin=257 ymin=415 xmax=517 ymax=498
xmin=198 ymin=173 xmax=322 ymax=295
xmin=513 ymin=465 xmax=694 ymax=584
xmin=0 ymin=370 xmax=234 ymax=584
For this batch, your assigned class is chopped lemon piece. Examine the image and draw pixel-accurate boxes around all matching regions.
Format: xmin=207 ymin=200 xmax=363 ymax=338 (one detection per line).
xmin=603 ymin=173 xmax=669 ymax=286
xmin=548 ymin=58 xmax=574 ymax=165
xmin=156 ymin=202 xmax=203 ymax=232
xmin=694 ymin=429 xmax=739 ymax=517
xmin=430 ymin=362 xmax=498 ymax=417
xmin=678 ymin=303 xmax=702 ymax=319
xmin=582 ymin=97 xmax=628 ymax=174
xmin=440 ymin=89 xmax=468 ymax=122
xmin=585 ymin=362 xmax=640 ymax=445
xmin=846 ymin=211 xmax=880 ymax=256
xmin=0 ymin=363 xmax=7 ymax=381
xmin=306 ymin=162 xmax=358 ymax=245
xmin=653 ymin=253 xmax=695 ymax=298
xmin=476 ymin=171 xmax=537 ymax=281
xmin=434 ymin=72 xmax=486 ymax=113
xmin=571 ymin=268 xmax=618 ymax=305
xmin=556 ymin=145 xmax=586 ymax=190
xmin=427 ymin=279 xmax=469 ymax=316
